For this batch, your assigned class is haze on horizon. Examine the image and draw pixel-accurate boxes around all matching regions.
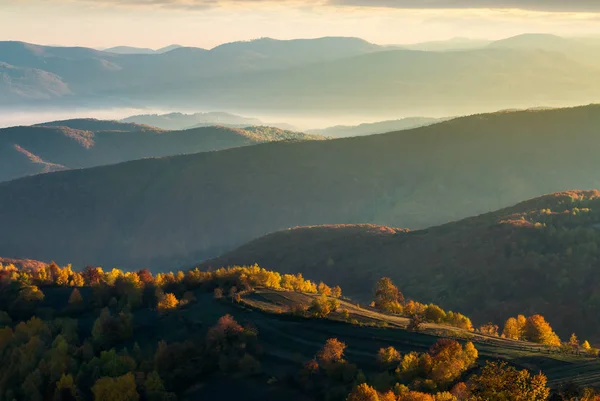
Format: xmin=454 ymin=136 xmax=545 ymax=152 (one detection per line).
xmin=2 ymin=0 xmax=600 ymax=49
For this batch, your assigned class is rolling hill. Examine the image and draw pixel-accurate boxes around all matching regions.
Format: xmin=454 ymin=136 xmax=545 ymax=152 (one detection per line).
xmin=0 ymin=120 xmax=324 ymax=182
xmin=0 ymin=106 xmax=599 ymax=270
xmin=203 ymin=190 xmax=600 ymax=340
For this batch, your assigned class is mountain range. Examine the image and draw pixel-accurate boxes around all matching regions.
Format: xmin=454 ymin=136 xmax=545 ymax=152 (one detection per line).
xmin=0 ymin=119 xmax=323 ymax=182
xmin=2 ymin=35 xmax=600 ymax=115
xmin=0 ymin=105 xmax=599 ymax=270
xmin=103 ymin=44 xmax=183 ymax=54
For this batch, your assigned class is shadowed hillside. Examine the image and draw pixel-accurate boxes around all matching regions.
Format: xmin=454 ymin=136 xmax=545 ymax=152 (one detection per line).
xmin=203 ymin=190 xmax=600 ymax=340
xmin=0 ymin=120 xmax=324 ymax=182
xmin=0 ymin=106 xmax=600 ymax=270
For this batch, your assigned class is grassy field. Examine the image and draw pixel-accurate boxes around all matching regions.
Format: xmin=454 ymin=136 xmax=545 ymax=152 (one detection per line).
xmin=235 ymin=289 xmax=600 ymax=388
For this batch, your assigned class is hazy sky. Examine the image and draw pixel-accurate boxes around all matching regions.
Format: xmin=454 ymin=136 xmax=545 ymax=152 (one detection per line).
xmin=2 ymin=0 xmax=600 ymax=49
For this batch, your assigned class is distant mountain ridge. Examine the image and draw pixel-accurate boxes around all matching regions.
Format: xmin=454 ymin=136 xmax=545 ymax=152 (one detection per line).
xmin=2 ymin=35 xmax=600 ymax=115
xmin=308 ymin=117 xmax=447 ymax=137
xmin=0 ymin=119 xmax=325 ymax=182
xmin=0 ymin=105 xmax=599 ymax=270
xmin=104 ymin=44 xmax=183 ymax=54
xmin=121 ymin=112 xmax=264 ymax=130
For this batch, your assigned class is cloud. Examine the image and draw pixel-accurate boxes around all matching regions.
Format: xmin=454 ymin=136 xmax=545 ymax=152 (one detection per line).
xmin=330 ymin=0 xmax=600 ymax=12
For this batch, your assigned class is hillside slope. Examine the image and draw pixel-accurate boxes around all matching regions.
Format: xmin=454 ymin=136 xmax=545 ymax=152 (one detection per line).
xmin=0 ymin=106 xmax=600 ymax=269
xmin=0 ymin=121 xmax=323 ymax=182
xmin=203 ymin=190 xmax=600 ymax=340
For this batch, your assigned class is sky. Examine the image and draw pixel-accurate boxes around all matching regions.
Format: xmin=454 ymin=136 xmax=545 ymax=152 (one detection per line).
xmin=1 ymin=0 xmax=600 ymax=49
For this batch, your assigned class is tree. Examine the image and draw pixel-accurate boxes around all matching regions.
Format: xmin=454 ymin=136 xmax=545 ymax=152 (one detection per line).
xmin=424 ymin=304 xmax=446 ymax=323
xmin=347 ymin=383 xmax=380 ymax=401
xmin=408 ymin=314 xmax=424 ymax=332
xmin=18 ymin=285 xmax=45 ymax=303
xmin=55 ymin=373 xmax=79 ymax=401
xmin=374 ymin=277 xmax=404 ymax=313
xmin=502 ymin=317 xmax=521 ymax=340
xmin=468 ymin=361 xmax=549 ymax=401
xmin=157 ymin=293 xmax=178 ymax=313
xmin=308 ymin=294 xmax=339 ymax=318
xmin=569 ymin=333 xmax=579 ymax=348
xmin=68 ymin=288 xmax=83 ymax=305
xmin=429 ymin=339 xmax=478 ymax=386
xmin=318 ymin=338 xmax=346 ymax=365
xmin=377 ymin=346 xmax=402 ymax=369
xmin=479 ymin=322 xmax=499 ymax=337
xmin=92 ymin=373 xmax=140 ymax=401
xmin=523 ymin=315 xmax=561 ymax=346
xmin=318 ymin=282 xmax=332 ymax=296
xmin=332 ymin=286 xmax=343 ymax=298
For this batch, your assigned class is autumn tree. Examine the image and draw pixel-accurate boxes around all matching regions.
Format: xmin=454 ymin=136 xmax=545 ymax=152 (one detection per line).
xmin=377 ymin=346 xmax=402 ymax=369
xmin=424 ymin=304 xmax=446 ymax=323
xmin=157 ymin=293 xmax=179 ymax=313
xmin=374 ymin=277 xmax=404 ymax=313
xmin=569 ymin=333 xmax=579 ymax=348
xmin=332 ymin=286 xmax=343 ymax=298
xmin=502 ymin=317 xmax=519 ymax=340
xmin=479 ymin=322 xmax=499 ymax=337
xmin=318 ymin=338 xmax=346 ymax=366
xmin=318 ymin=282 xmax=332 ymax=296
xmin=428 ymin=339 xmax=478 ymax=386
xmin=347 ymin=383 xmax=380 ymax=401
xmin=468 ymin=361 xmax=549 ymax=401
xmin=309 ymin=294 xmax=339 ymax=318
xmin=523 ymin=315 xmax=561 ymax=346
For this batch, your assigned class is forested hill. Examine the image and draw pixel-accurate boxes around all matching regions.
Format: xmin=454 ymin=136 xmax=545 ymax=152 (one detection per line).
xmin=0 ymin=120 xmax=323 ymax=182
xmin=0 ymin=105 xmax=600 ymax=269
xmin=202 ymin=190 xmax=600 ymax=340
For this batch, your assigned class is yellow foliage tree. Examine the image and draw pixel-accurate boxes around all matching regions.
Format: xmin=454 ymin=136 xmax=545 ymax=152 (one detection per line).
xmin=318 ymin=282 xmax=332 ymax=296
xmin=331 ymin=286 xmax=343 ymax=298
xmin=157 ymin=293 xmax=179 ymax=312
xmin=347 ymin=383 xmax=380 ymax=401
xmin=318 ymin=338 xmax=346 ymax=366
xmin=502 ymin=317 xmax=520 ymax=340
xmin=523 ymin=315 xmax=561 ymax=346
xmin=377 ymin=346 xmax=402 ymax=368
